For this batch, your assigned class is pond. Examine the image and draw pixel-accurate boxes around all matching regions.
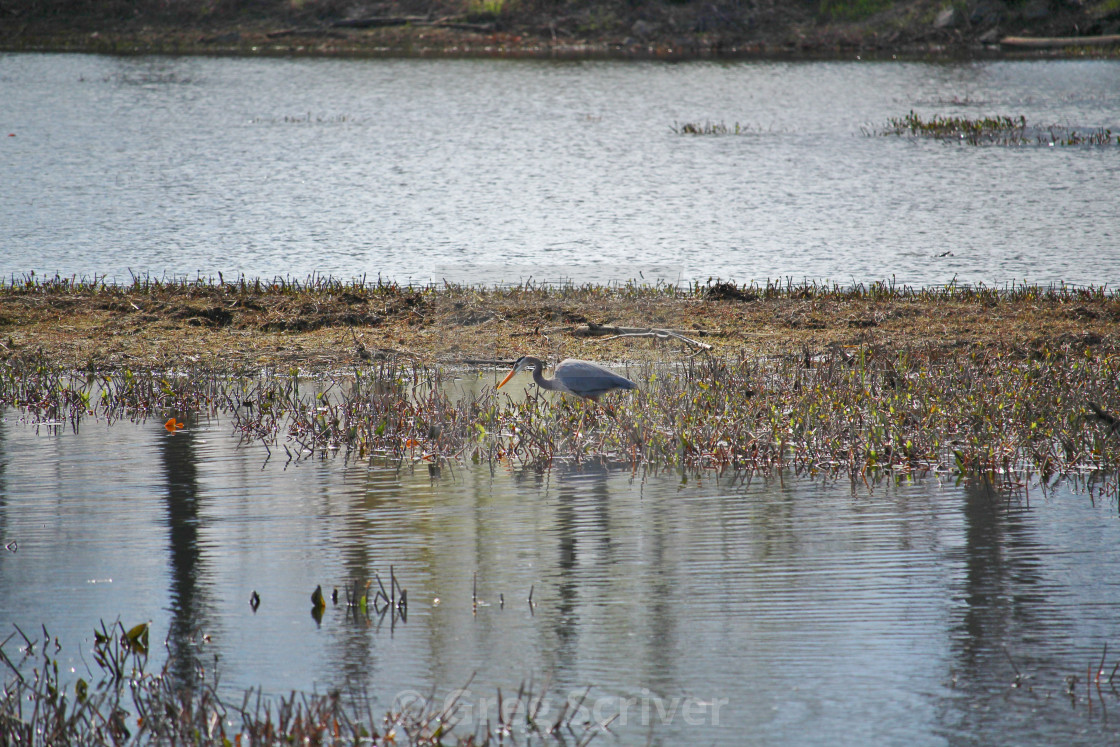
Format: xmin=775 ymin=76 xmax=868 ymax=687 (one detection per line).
xmin=3 ymin=50 xmax=1120 ymax=744
xmin=3 ymin=406 xmax=1120 ymax=744
xmin=2 ymin=53 xmax=1119 ymax=288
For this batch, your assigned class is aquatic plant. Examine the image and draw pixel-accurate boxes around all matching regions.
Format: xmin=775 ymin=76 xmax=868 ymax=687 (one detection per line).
xmin=670 ymin=120 xmax=756 ymax=135
xmin=1 ymin=326 xmax=1117 ymax=490
xmin=884 ymin=110 xmax=1027 ymax=140
xmin=0 ymin=622 xmax=609 ymax=746
xmin=877 ymin=111 xmax=1119 ymax=146
xmin=1 ymin=276 xmax=1117 ymax=487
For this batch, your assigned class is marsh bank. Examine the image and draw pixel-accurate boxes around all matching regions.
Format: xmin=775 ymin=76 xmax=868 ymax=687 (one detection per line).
xmin=4 ymin=0 xmax=1120 ymax=59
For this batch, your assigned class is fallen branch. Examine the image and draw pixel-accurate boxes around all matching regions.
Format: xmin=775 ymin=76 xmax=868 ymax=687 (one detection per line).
xmin=266 ymin=28 xmax=349 ymax=39
xmin=430 ymin=20 xmax=497 ymax=32
xmin=331 ymin=16 xmax=427 ymax=28
xmin=572 ymin=322 xmax=712 ymax=338
xmin=590 ymin=328 xmax=712 ymax=352
xmin=554 ymin=322 xmax=714 ymax=351
xmin=1000 ymin=34 xmax=1120 ymax=49
xmin=330 ymin=16 xmax=494 ymax=32
xmin=1088 ymin=401 xmax=1120 ymax=435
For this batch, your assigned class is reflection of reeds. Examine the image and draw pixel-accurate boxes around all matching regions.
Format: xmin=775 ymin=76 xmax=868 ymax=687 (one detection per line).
xmin=2 ymin=327 xmax=1118 ymax=488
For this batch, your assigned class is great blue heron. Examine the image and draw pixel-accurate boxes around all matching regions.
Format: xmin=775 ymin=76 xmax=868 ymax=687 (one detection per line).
xmin=496 ymin=356 xmax=638 ymax=401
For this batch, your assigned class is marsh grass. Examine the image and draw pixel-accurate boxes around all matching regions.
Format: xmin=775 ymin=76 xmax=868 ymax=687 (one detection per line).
xmin=2 ymin=276 xmax=1117 ymax=487
xmin=877 ymin=111 xmax=1119 ymax=145
xmin=2 ymin=328 xmax=1117 ymax=489
xmin=4 ymin=270 xmax=1113 ymax=301
xmin=0 ymin=622 xmax=607 ymax=746
xmin=670 ymin=120 xmax=758 ymax=135
xmin=9 ymin=272 xmax=1114 ymax=383
xmin=3 ymin=273 xmax=1115 ymax=340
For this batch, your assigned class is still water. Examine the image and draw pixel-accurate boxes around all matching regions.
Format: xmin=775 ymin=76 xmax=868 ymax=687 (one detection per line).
xmin=2 ymin=53 xmax=1119 ymax=288
xmin=3 ymin=409 xmax=1120 ymax=744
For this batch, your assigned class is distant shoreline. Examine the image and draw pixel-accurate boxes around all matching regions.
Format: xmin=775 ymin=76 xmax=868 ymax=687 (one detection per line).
xmin=1 ymin=30 xmax=1110 ymax=62
xmin=3 ymin=3 xmax=1119 ymax=62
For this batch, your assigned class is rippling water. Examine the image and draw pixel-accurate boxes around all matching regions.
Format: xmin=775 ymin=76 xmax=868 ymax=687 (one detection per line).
xmin=3 ymin=409 xmax=1120 ymax=744
xmin=2 ymin=54 xmax=1119 ymax=287
xmin=4 ymin=52 xmax=1120 ymax=742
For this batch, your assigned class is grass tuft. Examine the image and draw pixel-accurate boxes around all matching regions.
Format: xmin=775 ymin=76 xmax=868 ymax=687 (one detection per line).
xmin=671 ymin=120 xmax=758 ymax=135
xmin=0 ymin=621 xmax=610 ymax=745
xmin=876 ymin=111 xmax=1119 ymax=146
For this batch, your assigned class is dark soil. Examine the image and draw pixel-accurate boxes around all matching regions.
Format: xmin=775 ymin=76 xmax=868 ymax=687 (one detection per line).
xmin=2 ymin=0 xmax=1119 ymax=58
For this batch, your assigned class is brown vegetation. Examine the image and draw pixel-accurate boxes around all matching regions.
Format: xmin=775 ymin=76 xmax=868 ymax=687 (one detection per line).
xmin=2 ymin=278 xmax=1119 ymax=483
xmin=0 ymin=277 xmax=1116 ymax=373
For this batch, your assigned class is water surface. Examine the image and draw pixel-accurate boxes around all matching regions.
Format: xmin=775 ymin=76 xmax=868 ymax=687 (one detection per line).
xmin=2 ymin=409 xmax=1120 ymax=744
xmin=2 ymin=54 xmax=1118 ymax=287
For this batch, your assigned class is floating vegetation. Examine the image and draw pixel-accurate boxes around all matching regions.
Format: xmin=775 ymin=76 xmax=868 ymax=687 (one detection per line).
xmin=334 ymin=567 xmax=409 ymax=626
xmin=876 ymin=111 xmax=1119 ymax=146
xmin=885 ymin=111 xmax=1028 ymax=139
xmin=250 ymin=112 xmax=365 ymax=125
xmin=670 ymin=120 xmax=758 ymax=135
xmin=0 ymin=622 xmax=611 ymax=746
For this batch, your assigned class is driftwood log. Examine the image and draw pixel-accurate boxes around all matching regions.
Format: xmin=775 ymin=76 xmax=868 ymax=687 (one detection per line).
xmin=331 ymin=16 xmax=426 ymax=28
xmin=1000 ymin=34 xmax=1120 ymax=49
xmin=266 ymin=28 xmax=349 ymax=39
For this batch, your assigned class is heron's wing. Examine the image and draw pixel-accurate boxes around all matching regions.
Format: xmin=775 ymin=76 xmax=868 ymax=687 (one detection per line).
xmin=554 ymin=359 xmax=638 ymax=398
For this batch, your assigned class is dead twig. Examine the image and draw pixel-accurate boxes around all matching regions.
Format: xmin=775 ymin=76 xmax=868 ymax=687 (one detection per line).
xmin=548 ymin=321 xmax=713 ymax=350
xmin=573 ymin=322 xmax=712 ymax=338
xmin=595 ymin=328 xmax=712 ymax=352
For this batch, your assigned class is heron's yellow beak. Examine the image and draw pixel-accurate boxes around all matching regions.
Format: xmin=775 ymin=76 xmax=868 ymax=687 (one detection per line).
xmin=497 ymin=368 xmax=518 ymax=390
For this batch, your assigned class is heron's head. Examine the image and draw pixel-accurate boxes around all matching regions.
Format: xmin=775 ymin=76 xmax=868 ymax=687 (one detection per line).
xmin=497 ymin=356 xmax=540 ymax=390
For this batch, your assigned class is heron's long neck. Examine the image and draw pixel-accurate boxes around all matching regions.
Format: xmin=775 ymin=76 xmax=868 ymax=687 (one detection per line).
xmin=532 ymin=361 xmax=559 ymax=391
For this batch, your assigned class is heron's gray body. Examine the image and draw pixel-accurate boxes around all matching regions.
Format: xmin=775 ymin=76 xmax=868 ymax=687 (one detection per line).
xmin=500 ymin=356 xmax=638 ymax=401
